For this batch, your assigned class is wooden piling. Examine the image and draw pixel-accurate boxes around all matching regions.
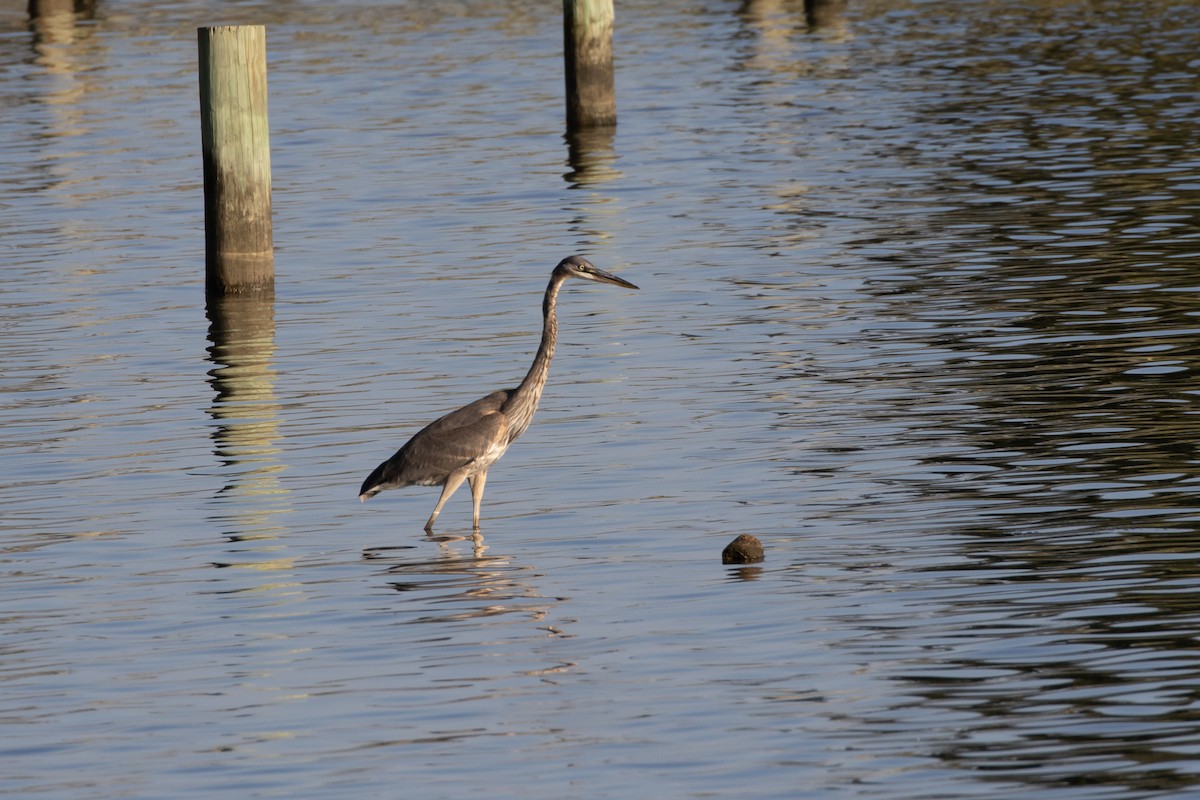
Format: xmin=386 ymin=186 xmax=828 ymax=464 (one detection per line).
xmin=197 ymin=25 xmax=274 ymax=295
xmin=563 ymin=0 xmax=616 ymax=130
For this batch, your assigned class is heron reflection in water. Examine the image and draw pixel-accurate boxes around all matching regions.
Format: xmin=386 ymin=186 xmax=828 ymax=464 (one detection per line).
xmin=359 ymin=255 xmax=639 ymax=531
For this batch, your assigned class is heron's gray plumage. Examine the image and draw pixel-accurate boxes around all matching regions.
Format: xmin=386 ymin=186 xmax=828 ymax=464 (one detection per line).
xmin=358 ymin=255 xmax=638 ymax=531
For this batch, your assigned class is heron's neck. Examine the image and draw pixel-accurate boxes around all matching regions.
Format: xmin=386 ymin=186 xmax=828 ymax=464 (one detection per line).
xmin=508 ymin=274 xmax=563 ymax=430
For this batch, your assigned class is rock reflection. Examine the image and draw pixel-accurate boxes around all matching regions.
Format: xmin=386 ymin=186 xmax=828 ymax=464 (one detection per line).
xmin=726 ymin=565 xmax=765 ymax=581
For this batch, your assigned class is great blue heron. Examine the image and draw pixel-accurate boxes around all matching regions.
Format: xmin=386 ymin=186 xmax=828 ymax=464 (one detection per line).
xmin=358 ymin=255 xmax=639 ymax=530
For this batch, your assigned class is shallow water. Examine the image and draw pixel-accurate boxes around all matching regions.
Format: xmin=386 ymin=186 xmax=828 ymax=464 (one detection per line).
xmin=4 ymin=0 xmax=1200 ymax=797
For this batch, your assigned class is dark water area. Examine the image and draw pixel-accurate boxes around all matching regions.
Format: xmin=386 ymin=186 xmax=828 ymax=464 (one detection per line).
xmin=3 ymin=0 xmax=1200 ymax=797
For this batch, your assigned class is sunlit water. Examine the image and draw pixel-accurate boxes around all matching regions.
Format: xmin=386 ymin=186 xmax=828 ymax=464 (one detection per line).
xmin=3 ymin=0 xmax=1200 ymax=797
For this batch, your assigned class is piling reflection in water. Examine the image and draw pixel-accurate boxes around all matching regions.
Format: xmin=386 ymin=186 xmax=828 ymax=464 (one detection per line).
xmin=564 ymin=127 xmax=620 ymax=189
xmin=206 ymin=293 xmax=293 ymax=561
xmin=28 ymin=0 xmax=96 ymax=46
xmin=804 ymin=0 xmax=847 ymax=33
xmin=563 ymin=126 xmax=621 ymax=253
xmin=26 ymin=0 xmax=99 ymax=164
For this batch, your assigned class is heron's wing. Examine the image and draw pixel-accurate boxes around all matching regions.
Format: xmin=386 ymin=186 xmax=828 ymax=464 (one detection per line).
xmin=379 ymin=390 xmax=512 ymax=486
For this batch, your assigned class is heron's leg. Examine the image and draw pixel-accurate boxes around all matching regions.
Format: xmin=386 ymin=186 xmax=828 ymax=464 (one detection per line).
xmin=426 ymin=469 xmax=470 ymax=531
xmin=468 ymin=471 xmax=488 ymax=530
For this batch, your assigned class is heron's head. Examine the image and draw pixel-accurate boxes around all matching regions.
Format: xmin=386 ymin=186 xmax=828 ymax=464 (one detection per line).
xmin=554 ymin=255 xmax=639 ymax=290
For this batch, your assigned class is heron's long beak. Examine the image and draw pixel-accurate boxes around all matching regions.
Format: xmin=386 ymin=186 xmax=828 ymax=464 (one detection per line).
xmin=590 ymin=268 xmax=639 ymax=290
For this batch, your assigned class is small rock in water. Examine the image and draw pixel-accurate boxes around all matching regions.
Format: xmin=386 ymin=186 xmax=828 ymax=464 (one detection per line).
xmin=722 ymin=534 xmax=764 ymax=564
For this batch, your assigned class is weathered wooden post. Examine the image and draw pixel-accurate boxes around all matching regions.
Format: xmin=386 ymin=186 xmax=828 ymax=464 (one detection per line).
xmin=563 ymin=0 xmax=616 ymax=130
xmin=197 ymin=25 xmax=274 ymax=294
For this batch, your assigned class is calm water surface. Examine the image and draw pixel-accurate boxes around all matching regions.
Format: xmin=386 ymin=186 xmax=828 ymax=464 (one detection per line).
xmin=3 ymin=0 xmax=1200 ymax=797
